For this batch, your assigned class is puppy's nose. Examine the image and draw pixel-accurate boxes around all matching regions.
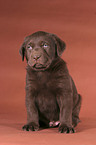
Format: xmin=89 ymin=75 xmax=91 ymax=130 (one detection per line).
xmin=33 ymin=55 xmax=41 ymax=60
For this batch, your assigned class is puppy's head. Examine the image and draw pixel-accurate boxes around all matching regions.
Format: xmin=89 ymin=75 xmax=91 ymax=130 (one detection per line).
xmin=19 ymin=31 xmax=66 ymax=71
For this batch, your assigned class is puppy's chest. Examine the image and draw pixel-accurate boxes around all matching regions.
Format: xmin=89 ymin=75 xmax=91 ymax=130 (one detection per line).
xmin=36 ymin=72 xmax=59 ymax=92
xmin=34 ymin=72 xmax=59 ymax=114
xmin=28 ymin=71 xmax=64 ymax=94
xmin=37 ymin=72 xmax=48 ymax=88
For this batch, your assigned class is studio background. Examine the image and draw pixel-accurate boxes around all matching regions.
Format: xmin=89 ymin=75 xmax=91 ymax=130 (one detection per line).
xmin=0 ymin=0 xmax=96 ymax=145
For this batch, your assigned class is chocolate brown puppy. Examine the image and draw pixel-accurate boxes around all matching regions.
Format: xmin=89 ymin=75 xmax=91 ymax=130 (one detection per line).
xmin=19 ymin=31 xmax=82 ymax=133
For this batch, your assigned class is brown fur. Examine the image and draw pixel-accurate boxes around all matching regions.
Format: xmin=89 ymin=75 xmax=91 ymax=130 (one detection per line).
xmin=19 ymin=31 xmax=81 ymax=133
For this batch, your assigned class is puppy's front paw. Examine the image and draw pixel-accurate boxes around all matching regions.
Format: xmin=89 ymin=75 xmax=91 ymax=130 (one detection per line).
xmin=22 ymin=122 xmax=39 ymax=131
xmin=59 ymin=124 xmax=75 ymax=133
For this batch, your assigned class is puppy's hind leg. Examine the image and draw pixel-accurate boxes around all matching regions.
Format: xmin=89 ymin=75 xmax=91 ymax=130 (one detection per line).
xmin=72 ymin=94 xmax=82 ymax=127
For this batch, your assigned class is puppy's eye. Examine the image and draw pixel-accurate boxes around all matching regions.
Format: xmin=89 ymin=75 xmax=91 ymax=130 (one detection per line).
xmin=27 ymin=46 xmax=32 ymax=50
xmin=43 ymin=44 xmax=48 ymax=48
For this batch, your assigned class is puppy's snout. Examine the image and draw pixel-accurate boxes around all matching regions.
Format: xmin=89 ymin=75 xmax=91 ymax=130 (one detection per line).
xmin=31 ymin=47 xmax=42 ymax=61
xmin=33 ymin=55 xmax=41 ymax=60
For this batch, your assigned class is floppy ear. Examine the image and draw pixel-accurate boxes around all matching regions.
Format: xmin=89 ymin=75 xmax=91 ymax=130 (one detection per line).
xmin=51 ymin=34 xmax=66 ymax=56
xmin=19 ymin=42 xmax=26 ymax=61
xmin=19 ymin=36 xmax=29 ymax=61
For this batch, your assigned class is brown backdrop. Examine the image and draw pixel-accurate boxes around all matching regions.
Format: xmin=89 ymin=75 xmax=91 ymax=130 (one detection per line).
xmin=0 ymin=0 xmax=96 ymax=144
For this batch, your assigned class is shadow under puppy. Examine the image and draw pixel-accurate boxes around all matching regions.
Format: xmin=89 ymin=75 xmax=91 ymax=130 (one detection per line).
xmin=19 ymin=31 xmax=82 ymax=133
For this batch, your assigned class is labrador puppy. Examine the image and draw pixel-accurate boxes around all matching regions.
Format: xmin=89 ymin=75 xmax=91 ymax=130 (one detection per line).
xmin=19 ymin=31 xmax=82 ymax=133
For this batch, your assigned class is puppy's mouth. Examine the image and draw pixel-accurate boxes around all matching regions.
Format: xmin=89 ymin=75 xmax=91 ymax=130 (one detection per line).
xmin=28 ymin=60 xmax=52 ymax=71
xmin=33 ymin=63 xmax=46 ymax=69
